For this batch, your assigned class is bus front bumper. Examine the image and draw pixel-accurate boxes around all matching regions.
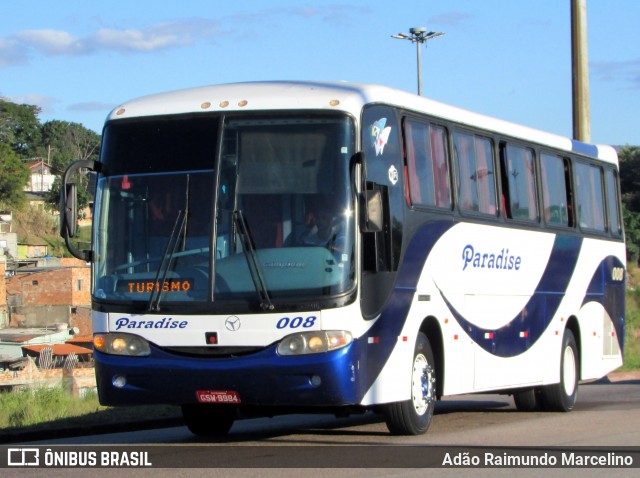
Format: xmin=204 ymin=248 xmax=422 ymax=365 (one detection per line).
xmin=94 ymin=340 xmax=365 ymax=408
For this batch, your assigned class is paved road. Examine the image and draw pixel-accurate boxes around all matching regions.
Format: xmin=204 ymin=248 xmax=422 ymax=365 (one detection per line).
xmin=18 ymin=373 xmax=640 ymax=445
xmin=6 ymin=374 xmax=639 ymax=477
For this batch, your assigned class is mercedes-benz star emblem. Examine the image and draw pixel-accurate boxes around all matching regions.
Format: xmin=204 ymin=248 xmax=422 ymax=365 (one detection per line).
xmin=225 ymin=316 xmax=241 ymax=331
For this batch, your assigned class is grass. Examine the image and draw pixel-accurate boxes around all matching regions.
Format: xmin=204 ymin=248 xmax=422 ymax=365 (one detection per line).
xmin=0 ymin=387 xmax=102 ymax=429
xmin=623 ymin=264 xmax=640 ymax=370
xmin=0 ymin=387 xmax=181 ymax=437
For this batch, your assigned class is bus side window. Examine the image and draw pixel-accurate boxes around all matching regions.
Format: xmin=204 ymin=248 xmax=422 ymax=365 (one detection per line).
xmin=453 ymin=131 xmax=496 ymax=215
xmin=404 ymin=119 xmax=451 ymax=209
xmin=540 ymin=153 xmax=572 ymax=227
xmin=500 ymin=143 xmax=538 ymax=222
xmin=575 ymin=162 xmax=606 ymax=232
xmin=605 ymin=168 xmax=622 ymax=236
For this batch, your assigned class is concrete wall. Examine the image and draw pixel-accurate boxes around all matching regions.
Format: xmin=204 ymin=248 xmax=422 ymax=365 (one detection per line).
xmin=0 ymin=232 xmax=17 ymax=260
xmin=5 ymin=260 xmax=91 ymax=329
xmin=0 ymin=357 xmax=96 ymax=396
xmin=8 ymin=305 xmax=71 ymax=328
xmin=0 ymin=253 xmax=6 ymax=329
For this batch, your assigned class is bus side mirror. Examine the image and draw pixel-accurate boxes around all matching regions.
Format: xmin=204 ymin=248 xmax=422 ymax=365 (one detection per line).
xmin=61 ymin=183 xmax=78 ymax=238
xmin=60 ymin=159 xmax=100 ymax=261
xmin=364 ymin=189 xmax=384 ymax=233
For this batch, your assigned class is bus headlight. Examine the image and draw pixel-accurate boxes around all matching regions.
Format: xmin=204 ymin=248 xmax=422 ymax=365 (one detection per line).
xmin=93 ymin=333 xmax=151 ymax=357
xmin=277 ymin=331 xmax=352 ymax=356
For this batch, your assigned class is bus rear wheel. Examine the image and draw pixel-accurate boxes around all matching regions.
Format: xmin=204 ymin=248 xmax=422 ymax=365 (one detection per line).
xmin=181 ymin=404 xmax=236 ymax=437
xmin=383 ymin=332 xmax=436 ymax=435
xmin=513 ymin=388 xmax=539 ymax=412
xmin=540 ymin=329 xmax=579 ymax=412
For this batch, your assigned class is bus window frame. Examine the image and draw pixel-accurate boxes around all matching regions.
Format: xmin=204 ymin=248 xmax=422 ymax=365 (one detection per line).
xmin=538 ymin=150 xmax=574 ymax=231
xmin=401 ymin=114 xmax=453 ymax=213
xmin=498 ymin=140 xmax=541 ymax=226
xmin=604 ymin=166 xmax=623 ymax=238
xmin=451 ymin=127 xmax=500 ymax=221
xmin=572 ymin=158 xmax=609 ymax=237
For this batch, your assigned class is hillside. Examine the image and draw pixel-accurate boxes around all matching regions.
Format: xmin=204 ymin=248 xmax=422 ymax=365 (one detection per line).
xmin=11 ymin=205 xmax=68 ymax=258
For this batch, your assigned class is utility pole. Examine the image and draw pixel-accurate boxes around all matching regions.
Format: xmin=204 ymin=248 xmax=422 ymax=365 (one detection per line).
xmin=571 ymin=0 xmax=591 ymax=142
xmin=392 ymin=27 xmax=445 ymax=96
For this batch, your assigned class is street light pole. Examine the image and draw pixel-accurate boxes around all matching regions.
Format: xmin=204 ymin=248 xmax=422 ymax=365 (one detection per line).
xmin=571 ymin=0 xmax=590 ymax=142
xmin=392 ymin=27 xmax=445 ymax=96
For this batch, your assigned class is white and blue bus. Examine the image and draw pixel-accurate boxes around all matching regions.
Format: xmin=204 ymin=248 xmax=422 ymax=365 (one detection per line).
xmin=61 ymin=81 xmax=625 ymax=436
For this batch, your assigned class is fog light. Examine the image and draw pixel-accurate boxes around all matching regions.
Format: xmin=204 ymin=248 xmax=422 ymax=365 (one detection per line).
xmin=112 ymin=375 xmax=127 ymax=388
xmin=310 ymin=375 xmax=322 ymax=387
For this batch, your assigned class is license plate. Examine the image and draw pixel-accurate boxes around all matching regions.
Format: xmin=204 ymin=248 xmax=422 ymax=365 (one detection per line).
xmin=196 ymin=390 xmax=241 ymax=404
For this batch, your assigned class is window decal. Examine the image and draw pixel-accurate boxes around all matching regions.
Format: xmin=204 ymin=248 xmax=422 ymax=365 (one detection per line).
xmin=370 ymin=118 xmax=392 ymax=156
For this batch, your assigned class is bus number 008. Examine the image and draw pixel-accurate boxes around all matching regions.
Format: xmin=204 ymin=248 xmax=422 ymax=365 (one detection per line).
xmin=611 ymin=267 xmax=625 ymax=282
xmin=277 ymin=316 xmax=318 ymax=329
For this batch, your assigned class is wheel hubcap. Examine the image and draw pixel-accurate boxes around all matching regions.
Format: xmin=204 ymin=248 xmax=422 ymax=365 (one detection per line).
xmin=412 ymin=353 xmax=435 ymax=415
xmin=562 ymin=345 xmax=577 ymax=396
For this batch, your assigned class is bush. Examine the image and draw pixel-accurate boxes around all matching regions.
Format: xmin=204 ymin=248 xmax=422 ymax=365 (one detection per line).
xmin=0 ymin=387 xmax=101 ymax=429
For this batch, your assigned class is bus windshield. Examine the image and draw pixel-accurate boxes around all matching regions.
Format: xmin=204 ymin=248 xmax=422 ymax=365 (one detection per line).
xmin=93 ymin=113 xmax=356 ymax=312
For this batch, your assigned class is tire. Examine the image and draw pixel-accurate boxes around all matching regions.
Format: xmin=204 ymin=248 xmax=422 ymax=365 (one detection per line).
xmin=513 ymin=388 xmax=538 ymax=412
xmin=383 ymin=332 xmax=436 ymax=435
xmin=181 ymin=404 xmax=236 ymax=437
xmin=540 ymin=329 xmax=579 ymax=412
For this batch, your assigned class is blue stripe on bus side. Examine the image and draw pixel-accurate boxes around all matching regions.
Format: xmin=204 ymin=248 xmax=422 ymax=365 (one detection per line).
xmin=582 ymin=255 xmax=626 ymax=352
xmin=442 ymin=242 xmax=625 ymax=358
xmin=358 ymin=220 xmax=454 ymax=396
xmin=440 ymin=234 xmax=583 ymax=357
xmin=358 ymin=219 xmax=622 ymax=398
xmin=571 ymin=140 xmax=599 ymax=157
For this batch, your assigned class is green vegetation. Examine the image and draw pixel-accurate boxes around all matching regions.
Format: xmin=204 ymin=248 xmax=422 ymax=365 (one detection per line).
xmin=0 ymin=387 xmax=180 ymax=434
xmin=620 ymin=146 xmax=640 ymax=263
xmin=0 ymin=98 xmax=99 ymax=210
xmin=12 ymin=205 xmax=68 ymax=257
xmin=0 ymin=143 xmax=30 ymax=207
xmin=0 ymin=387 xmax=101 ymax=429
xmin=623 ymin=265 xmax=640 ymax=370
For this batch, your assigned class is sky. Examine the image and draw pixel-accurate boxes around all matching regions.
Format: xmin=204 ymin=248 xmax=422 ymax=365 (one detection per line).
xmin=1 ymin=0 xmax=638 ymax=146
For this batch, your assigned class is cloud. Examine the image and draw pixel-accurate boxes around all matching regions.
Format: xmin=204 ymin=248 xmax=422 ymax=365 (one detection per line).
xmin=0 ymin=38 xmax=28 ymax=67
xmin=89 ymin=28 xmax=184 ymax=53
xmin=86 ymin=18 xmax=221 ymax=53
xmin=7 ymin=94 xmax=57 ymax=113
xmin=427 ymin=12 xmax=474 ymax=27
xmin=286 ymin=4 xmax=371 ymax=26
xmin=592 ymin=58 xmax=640 ymax=89
xmin=14 ymin=29 xmax=87 ymax=56
xmin=0 ymin=18 xmax=221 ymax=66
xmin=0 ymin=6 xmax=369 ymax=68
xmin=68 ymin=101 xmax=115 ymax=112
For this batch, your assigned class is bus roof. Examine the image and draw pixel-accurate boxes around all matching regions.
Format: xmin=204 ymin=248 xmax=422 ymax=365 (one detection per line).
xmin=107 ymin=80 xmax=618 ymax=165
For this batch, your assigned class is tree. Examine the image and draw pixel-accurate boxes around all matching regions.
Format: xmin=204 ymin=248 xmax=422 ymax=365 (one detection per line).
xmin=39 ymin=120 xmax=100 ymax=173
xmin=0 ymin=142 xmax=29 ymax=206
xmin=619 ymin=146 xmax=640 ymax=263
xmin=0 ymin=99 xmax=42 ymax=159
xmin=40 ymin=120 xmax=100 ymax=211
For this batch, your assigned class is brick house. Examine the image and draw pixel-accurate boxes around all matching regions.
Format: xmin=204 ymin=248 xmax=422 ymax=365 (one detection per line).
xmin=5 ymin=258 xmax=92 ymax=335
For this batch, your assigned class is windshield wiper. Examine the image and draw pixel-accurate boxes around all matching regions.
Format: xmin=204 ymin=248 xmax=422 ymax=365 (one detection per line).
xmin=233 ymin=209 xmax=274 ymax=311
xmin=148 ymin=175 xmax=192 ymax=311
xmin=148 ymin=209 xmax=187 ymax=311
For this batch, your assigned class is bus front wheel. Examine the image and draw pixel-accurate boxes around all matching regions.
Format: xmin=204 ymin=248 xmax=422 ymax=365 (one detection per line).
xmin=383 ymin=332 xmax=436 ymax=435
xmin=181 ymin=404 xmax=236 ymax=437
xmin=540 ymin=329 xmax=579 ymax=412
